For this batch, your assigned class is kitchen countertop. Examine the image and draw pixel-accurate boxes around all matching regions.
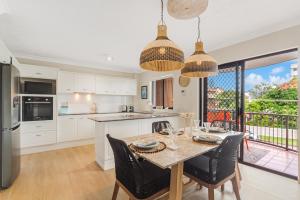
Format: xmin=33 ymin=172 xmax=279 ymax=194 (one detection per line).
xmin=58 ymin=112 xmax=130 ymax=116
xmin=89 ymin=112 xmax=180 ymax=122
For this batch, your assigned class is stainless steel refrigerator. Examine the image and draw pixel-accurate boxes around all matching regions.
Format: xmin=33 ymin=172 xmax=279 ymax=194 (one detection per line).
xmin=0 ymin=62 xmax=21 ymax=189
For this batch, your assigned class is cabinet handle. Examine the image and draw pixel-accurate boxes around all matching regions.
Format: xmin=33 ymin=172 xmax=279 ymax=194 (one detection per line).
xmin=36 ymin=126 xmax=42 ymax=128
xmin=36 ymin=72 xmax=42 ymax=75
xmin=36 ymin=134 xmax=42 ymax=137
xmin=66 ymin=89 xmax=71 ymax=91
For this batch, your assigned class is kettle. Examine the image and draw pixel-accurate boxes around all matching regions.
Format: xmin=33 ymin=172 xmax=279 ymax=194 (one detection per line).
xmin=121 ymin=105 xmax=127 ymax=112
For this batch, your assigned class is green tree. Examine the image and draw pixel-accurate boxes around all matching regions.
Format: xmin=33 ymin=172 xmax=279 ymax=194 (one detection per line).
xmin=216 ymin=90 xmax=236 ymax=110
xmin=249 ymin=83 xmax=273 ymax=99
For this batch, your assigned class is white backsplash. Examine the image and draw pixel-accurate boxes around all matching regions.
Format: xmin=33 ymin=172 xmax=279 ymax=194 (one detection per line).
xmin=57 ymin=93 xmax=134 ymax=114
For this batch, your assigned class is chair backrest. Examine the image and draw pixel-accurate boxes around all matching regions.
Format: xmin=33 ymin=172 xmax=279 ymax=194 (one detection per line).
xmin=211 ymin=120 xmax=238 ymax=131
xmin=152 ymin=121 xmax=170 ymax=133
xmin=106 ymin=134 xmax=143 ymax=192
xmin=210 ymin=134 xmax=243 ymax=182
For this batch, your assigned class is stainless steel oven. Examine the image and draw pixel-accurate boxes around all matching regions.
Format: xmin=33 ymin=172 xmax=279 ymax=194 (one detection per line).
xmin=20 ymin=78 xmax=56 ymax=95
xmin=22 ymin=96 xmax=53 ymax=121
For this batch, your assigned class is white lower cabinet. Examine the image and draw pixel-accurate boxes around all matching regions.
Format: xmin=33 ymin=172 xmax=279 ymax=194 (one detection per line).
xmin=20 ymin=121 xmax=57 ymax=148
xmin=77 ymin=117 xmax=95 ymax=139
xmin=58 ymin=116 xmax=77 ymax=142
xmin=95 ymin=116 xmax=181 ymax=170
xmin=21 ymin=131 xmax=56 ymax=148
xmin=58 ymin=115 xmax=95 ymax=142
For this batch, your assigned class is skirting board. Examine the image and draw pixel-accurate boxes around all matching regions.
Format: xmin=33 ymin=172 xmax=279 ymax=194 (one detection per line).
xmin=20 ymin=138 xmax=95 ymax=155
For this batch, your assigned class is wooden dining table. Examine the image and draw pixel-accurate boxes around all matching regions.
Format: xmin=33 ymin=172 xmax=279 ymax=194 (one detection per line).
xmin=123 ymin=130 xmax=241 ymax=200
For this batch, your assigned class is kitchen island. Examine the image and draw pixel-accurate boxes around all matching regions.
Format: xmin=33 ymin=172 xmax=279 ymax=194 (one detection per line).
xmin=90 ymin=112 xmax=182 ymax=170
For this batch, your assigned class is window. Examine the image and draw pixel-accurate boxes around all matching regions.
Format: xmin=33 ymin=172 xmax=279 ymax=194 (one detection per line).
xmin=152 ymin=78 xmax=173 ymax=109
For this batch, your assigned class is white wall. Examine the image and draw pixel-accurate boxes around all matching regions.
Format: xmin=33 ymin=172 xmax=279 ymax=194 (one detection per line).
xmin=134 ymin=71 xmax=199 ymax=118
xmin=210 ymin=25 xmax=300 ymax=64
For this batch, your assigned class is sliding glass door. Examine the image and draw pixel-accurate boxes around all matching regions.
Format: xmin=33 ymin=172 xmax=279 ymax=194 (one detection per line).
xmin=200 ymin=50 xmax=298 ymax=179
xmin=200 ymin=61 xmax=245 ymax=160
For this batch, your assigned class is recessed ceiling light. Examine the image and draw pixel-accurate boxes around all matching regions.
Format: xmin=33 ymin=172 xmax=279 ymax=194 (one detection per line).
xmin=106 ymin=56 xmax=113 ymax=61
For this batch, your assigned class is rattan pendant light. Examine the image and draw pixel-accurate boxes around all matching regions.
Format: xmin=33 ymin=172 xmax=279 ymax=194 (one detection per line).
xmin=140 ymin=0 xmax=184 ymax=72
xmin=181 ymin=17 xmax=218 ymax=77
xmin=167 ymin=0 xmax=208 ymax=20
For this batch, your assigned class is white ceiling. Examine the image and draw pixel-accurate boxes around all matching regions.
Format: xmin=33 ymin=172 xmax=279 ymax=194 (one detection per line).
xmin=0 ymin=0 xmax=300 ymax=73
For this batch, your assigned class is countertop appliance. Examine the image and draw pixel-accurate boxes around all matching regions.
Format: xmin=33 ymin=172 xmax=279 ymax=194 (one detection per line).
xmin=0 ymin=62 xmax=21 ymax=188
xmin=127 ymin=105 xmax=134 ymax=113
xmin=22 ymin=96 xmax=53 ymax=121
xmin=121 ymin=105 xmax=127 ymax=112
xmin=20 ymin=77 xmax=56 ymax=95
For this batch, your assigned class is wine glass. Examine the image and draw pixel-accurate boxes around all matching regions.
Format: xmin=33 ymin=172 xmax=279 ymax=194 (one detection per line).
xmin=193 ymin=119 xmax=200 ymax=130
xmin=203 ymin=122 xmax=211 ymax=134
xmin=166 ymin=123 xmax=177 ymax=147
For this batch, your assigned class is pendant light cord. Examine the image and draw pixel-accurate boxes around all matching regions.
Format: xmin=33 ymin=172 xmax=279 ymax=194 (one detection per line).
xmin=160 ymin=0 xmax=165 ymax=25
xmin=197 ymin=16 xmax=201 ymax=42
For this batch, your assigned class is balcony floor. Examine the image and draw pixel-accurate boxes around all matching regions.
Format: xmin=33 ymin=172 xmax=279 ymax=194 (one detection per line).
xmin=243 ymin=140 xmax=298 ymax=177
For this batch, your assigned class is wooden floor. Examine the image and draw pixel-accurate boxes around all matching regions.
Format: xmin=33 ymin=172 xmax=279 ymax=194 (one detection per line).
xmin=1 ymin=145 xmax=299 ymax=200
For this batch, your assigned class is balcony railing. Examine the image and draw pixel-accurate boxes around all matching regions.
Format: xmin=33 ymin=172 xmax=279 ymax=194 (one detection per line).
xmin=245 ymin=112 xmax=298 ymax=152
xmin=207 ymin=110 xmax=298 ymax=152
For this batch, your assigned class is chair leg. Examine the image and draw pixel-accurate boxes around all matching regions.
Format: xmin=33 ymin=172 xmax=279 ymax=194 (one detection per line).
xmin=112 ymin=182 xmax=119 ymax=200
xmin=196 ymin=183 xmax=203 ymax=190
xmin=237 ymin=163 xmax=242 ymax=181
xmin=231 ymin=176 xmax=241 ymax=200
xmin=221 ymin=184 xmax=224 ymax=192
xmin=245 ymin=138 xmax=249 ymax=150
xmin=208 ymin=188 xmax=214 ymax=200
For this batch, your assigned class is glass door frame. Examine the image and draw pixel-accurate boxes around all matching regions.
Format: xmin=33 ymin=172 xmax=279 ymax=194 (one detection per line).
xmin=199 ymin=61 xmax=245 ymax=161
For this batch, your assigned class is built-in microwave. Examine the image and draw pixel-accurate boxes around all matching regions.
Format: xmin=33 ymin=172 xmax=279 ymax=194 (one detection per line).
xmin=20 ymin=78 xmax=56 ymax=95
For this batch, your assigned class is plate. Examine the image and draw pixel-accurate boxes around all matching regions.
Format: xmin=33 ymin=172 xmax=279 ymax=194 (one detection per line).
xmin=133 ymin=140 xmax=159 ymax=149
xmin=201 ymin=127 xmax=227 ymax=133
xmin=159 ymin=129 xmax=184 ymax=135
xmin=193 ymin=134 xmax=222 ymax=143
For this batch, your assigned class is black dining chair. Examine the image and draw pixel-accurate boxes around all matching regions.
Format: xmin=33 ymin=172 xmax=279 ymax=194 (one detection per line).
xmin=184 ymin=134 xmax=243 ymax=200
xmin=206 ymin=120 xmax=243 ymax=183
xmin=106 ymin=134 xmax=170 ymax=200
xmin=152 ymin=121 xmax=170 ymax=133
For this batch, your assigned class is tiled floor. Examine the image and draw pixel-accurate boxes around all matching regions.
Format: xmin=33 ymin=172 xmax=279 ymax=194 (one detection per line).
xmin=244 ymin=140 xmax=298 ymax=177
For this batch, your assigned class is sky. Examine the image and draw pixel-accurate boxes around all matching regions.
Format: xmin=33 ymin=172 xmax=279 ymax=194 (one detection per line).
xmin=245 ymin=59 xmax=297 ymax=91
xmin=208 ymin=59 xmax=298 ymax=91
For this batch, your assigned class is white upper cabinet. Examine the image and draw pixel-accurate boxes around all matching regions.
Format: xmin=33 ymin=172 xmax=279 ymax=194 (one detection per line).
xmin=95 ymin=76 xmax=112 ymax=94
xmin=95 ymin=76 xmax=137 ymax=95
xmin=75 ymin=73 xmax=95 ymax=93
xmin=122 ymin=78 xmax=137 ymax=95
xmin=58 ymin=70 xmax=136 ymax=95
xmin=57 ymin=71 xmax=76 ymax=93
xmin=18 ymin=64 xmax=58 ymax=79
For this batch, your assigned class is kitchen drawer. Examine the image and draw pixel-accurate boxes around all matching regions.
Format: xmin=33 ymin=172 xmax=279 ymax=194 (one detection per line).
xmin=21 ymin=121 xmax=56 ymax=133
xmin=21 ymin=130 xmax=57 ymax=148
xmin=19 ymin=64 xmax=58 ymax=79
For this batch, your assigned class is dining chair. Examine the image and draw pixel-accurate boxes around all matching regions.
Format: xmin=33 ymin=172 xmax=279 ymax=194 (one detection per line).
xmin=183 ymin=134 xmax=243 ymax=200
xmin=210 ymin=120 xmax=243 ymax=182
xmin=152 ymin=121 xmax=170 ymax=133
xmin=106 ymin=134 xmax=170 ymax=200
